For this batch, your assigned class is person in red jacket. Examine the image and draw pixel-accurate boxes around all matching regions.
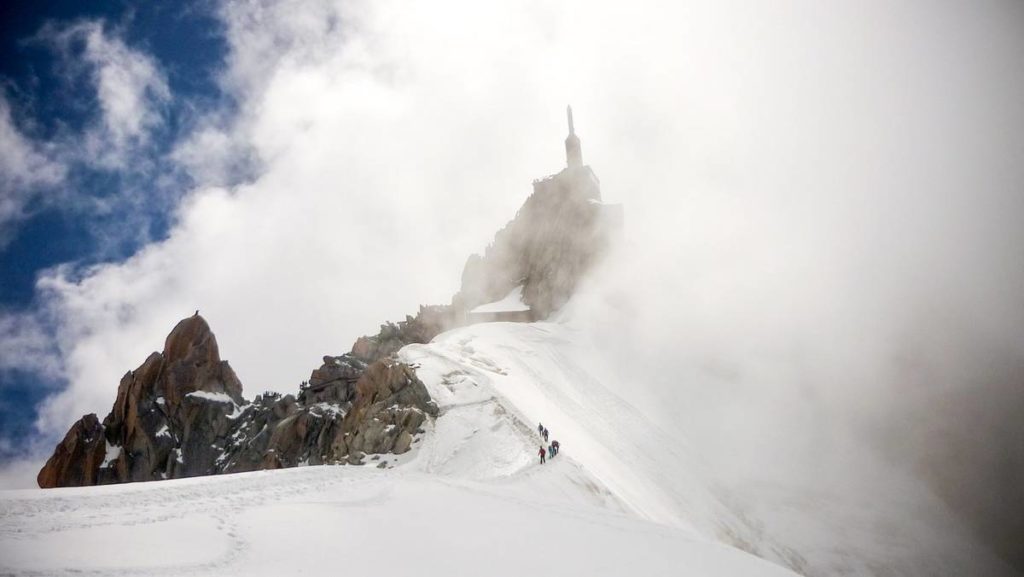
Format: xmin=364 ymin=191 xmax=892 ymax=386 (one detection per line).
xmin=539 ymin=445 xmax=546 ymax=464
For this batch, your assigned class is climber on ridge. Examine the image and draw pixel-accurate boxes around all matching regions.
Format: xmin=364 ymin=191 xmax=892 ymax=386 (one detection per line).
xmin=539 ymin=445 xmax=547 ymax=465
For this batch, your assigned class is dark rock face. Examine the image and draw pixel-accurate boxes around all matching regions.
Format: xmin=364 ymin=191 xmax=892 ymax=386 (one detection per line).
xmin=342 ymin=359 xmax=436 ymax=459
xmin=38 ymin=317 xmax=437 ymax=488
xmin=36 ymin=414 xmax=107 ymax=488
xmin=107 ymin=315 xmax=244 ymax=482
xmin=217 ymin=354 xmax=436 ymax=471
xmin=217 ymin=390 xmax=340 ymax=472
xmin=39 ymin=316 xmax=245 ymax=487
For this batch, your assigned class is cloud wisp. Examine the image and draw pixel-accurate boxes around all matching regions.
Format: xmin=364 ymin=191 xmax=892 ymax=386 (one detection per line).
xmin=0 ymin=95 xmax=66 ymax=248
xmin=37 ymin=19 xmax=171 ymax=169
xmin=0 ymin=17 xmax=180 ymax=254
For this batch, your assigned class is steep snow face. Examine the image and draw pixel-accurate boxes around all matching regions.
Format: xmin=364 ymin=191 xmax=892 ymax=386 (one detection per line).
xmin=402 ymin=321 xmax=1016 ymax=577
xmin=403 ymin=326 xmax=730 ymax=535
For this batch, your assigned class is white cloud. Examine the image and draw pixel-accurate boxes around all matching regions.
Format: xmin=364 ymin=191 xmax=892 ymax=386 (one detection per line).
xmin=42 ymin=20 xmax=170 ymax=169
xmin=0 ymin=95 xmax=66 ymax=247
xmin=83 ymin=25 xmax=169 ymax=146
xmin=0 ymin=312 xmax=61 ymax=379
xmin=170 ymin=125 xmax=250 ymax=185
xmin=0 ymin=457 xmax=45 ymax=490
xmin=0 ymin=20 xmax=172 ymax=249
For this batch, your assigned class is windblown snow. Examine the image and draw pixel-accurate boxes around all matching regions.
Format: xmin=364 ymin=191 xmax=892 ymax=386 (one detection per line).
xmin=468 ymin=285 xmax=530 ymax=314
xmin=0 ymin=320 xmax=1014 ymax=576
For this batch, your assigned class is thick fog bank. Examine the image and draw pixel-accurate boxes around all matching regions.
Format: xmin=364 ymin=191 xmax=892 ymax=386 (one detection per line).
xmin=563 ymin=211 xmax=1024 ymax=570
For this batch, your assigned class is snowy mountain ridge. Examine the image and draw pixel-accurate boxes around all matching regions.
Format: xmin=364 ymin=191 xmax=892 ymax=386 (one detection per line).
xmin=1 ymin=318 xmax=807 ymax=577
xmin=4 ymin=317 xmax=1013 ymax=576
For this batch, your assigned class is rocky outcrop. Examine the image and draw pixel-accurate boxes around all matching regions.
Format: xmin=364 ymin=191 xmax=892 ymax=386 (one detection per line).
xmin=455 ymin=165 xmax=620 ymax=319
xmin=39 ymin=315 xmax=245 ymax=487
xmin=345 ymin=168 xmax=619 ymax=365
xmin=340 ymin=359 xmax=436 ymax=459
xmin=217 ymin=354 xmax=436 ymax=472
xmin=39 ymin=316 xmax=437 ymax=488
xmin=36 ymin=414 xmax=107 ymax=488
xmin=108 ymin=315 xmax=244 ymax=481
xmin=351 ymin=305 xmax=454 ymax=363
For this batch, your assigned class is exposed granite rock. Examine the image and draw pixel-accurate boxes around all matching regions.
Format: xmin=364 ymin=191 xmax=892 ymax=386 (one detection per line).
xmin=340 ymin=359 xmax=437 ymax=460
xmin=221 ymin=356 xmax=437 ymax=470
xmin=38 ymin=317 xmax=437 ymax=488
xmin=109 ymin=315 xmax=244 ymax=482
xmin=36 ymin=414 xmax=107 ymax=489
xmin=351 ymin=305 xmax=454 ymax=363
xmin=39 ymin=315 xmax=245 ymax=488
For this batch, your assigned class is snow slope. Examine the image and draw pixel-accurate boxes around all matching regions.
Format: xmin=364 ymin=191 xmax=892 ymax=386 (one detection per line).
xmin=1 ymin=319 xmax=1009 ymax=576
xmin=402 ymin=321 xmax=1017 ymax=577
xmin=1 ymin=465 xmax=802 ymax=577
xmin=0 ymin=324 xmax=801 ymax=577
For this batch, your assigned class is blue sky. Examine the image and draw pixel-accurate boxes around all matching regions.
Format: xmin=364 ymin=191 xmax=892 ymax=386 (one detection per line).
xmin=0 ymin=1 xmax=228 ymax=458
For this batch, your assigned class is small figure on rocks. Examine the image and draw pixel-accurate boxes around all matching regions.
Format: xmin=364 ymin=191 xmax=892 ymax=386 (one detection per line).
xmin=542 ymin=427 xmax=549 ymax=442
xmin=539 ymin=445 xmax=546 ymax=465
xmin=538 ymin=422 xmax=544 ymax=436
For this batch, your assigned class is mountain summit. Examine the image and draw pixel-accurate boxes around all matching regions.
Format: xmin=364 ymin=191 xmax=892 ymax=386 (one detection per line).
xmin=38 ymin=112 xmax=621 ymax=488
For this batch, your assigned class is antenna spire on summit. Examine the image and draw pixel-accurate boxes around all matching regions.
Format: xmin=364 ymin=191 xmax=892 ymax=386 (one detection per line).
xmin=564 ymin=105 xmax=582 ymax=169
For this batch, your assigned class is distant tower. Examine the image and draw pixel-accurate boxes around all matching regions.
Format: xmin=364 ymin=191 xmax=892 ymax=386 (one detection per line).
xmin=565 ymin=105 xmax=583 ymax=169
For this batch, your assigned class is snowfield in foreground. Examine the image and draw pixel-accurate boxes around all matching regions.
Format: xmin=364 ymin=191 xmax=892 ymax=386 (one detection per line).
xmin=0 ymin=322 xmax=798 ymax=577
xmin=0 ymin=465 xmax=795 ymax=577
xmin=0 ymin=320 xmax=1012 ymax=576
